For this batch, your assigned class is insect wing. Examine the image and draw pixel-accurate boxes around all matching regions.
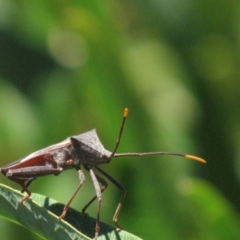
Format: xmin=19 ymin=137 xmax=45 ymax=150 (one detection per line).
xmin=1 ymin=138 xmax=72 ymax=174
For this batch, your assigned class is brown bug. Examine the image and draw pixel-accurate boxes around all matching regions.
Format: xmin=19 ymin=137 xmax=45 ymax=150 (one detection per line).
xmin=0 ymin=108 xmax=206 ymax=239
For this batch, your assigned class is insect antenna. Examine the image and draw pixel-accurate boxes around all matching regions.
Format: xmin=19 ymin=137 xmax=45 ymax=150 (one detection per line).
xmin=114 ymin=152 xmax=206 ymax=164
xmin=110 ymin=108 xmax=129 ymax=157
xmin=111 ymin=108 xmax=206 ymax=164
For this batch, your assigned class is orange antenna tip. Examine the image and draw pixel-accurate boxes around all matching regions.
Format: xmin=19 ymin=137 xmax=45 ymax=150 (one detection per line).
xmin=185 ymin=155 xmax=206 ymax=164
xmin=124 ymin=108 xmax=129 ymax=117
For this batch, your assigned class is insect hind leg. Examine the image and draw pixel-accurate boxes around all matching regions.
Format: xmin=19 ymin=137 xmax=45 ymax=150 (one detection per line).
xmin=10 ymin=178 xmax=32 ymax=204
xmin=21 ymin=178 xmax=37 ymax=193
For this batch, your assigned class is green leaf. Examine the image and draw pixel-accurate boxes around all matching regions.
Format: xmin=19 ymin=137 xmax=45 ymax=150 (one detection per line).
xmin=183 ymin=179 xmax=240 ymax=240
xmin=0 ymin=184 xmax=142 ymax=240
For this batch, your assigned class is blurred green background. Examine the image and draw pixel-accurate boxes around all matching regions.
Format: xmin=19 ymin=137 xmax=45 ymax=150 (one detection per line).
xmin=0 ymin=0 xmax=240 ymax=239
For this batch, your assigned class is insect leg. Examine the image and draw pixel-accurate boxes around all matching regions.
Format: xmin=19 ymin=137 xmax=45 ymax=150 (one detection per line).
xmin=89 ymin=168 xmax=102 ymax=239
xmin=9 ymin=178 xmax=33 ymax=204
xmin=95 ymin=166 xmax=126 ymax=229
xmin=21 ymin=178 xmax=37 ymax=193
xmin=58 ymin=167 xmax=85 ymax=220
xmin=81 ymin=169 xmax=108 ymax=215
xmin=6 ymin=166 xmax=62 ymax=178
xmin=6 ymin=166 xmax=63 ymax=204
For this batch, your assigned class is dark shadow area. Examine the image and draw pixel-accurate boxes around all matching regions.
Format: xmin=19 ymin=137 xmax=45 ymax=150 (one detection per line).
xmin=44 ymin=200 xmax=122 ymax=239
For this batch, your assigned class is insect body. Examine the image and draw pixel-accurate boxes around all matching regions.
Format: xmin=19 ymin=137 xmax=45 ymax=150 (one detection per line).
xmin=0 ymin=108 xmax=206 ymax=239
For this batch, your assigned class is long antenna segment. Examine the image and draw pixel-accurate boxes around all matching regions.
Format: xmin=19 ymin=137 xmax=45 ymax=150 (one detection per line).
xmin=111 ymin=108 xmax=206 ymax=164
xmin=110 ymin=108 xmax=129 ymax=157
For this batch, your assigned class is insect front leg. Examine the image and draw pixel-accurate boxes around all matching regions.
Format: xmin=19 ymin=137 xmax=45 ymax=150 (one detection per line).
xmin=89 ymin=168 xmax=103 ymax=240
xmin=58 ymin=167 xmax=85 ymax=220
xmin=82 ymin=167 xmax=108 ymax=216
xmin=96 ymin=166 xmax=126 ymax=229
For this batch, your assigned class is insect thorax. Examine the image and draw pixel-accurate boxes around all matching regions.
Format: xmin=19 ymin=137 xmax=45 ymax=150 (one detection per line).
xmin=53 ymin=148 xmax=72 ymax=169
xmin=70 ymin=142 xmax=112 ymax=167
